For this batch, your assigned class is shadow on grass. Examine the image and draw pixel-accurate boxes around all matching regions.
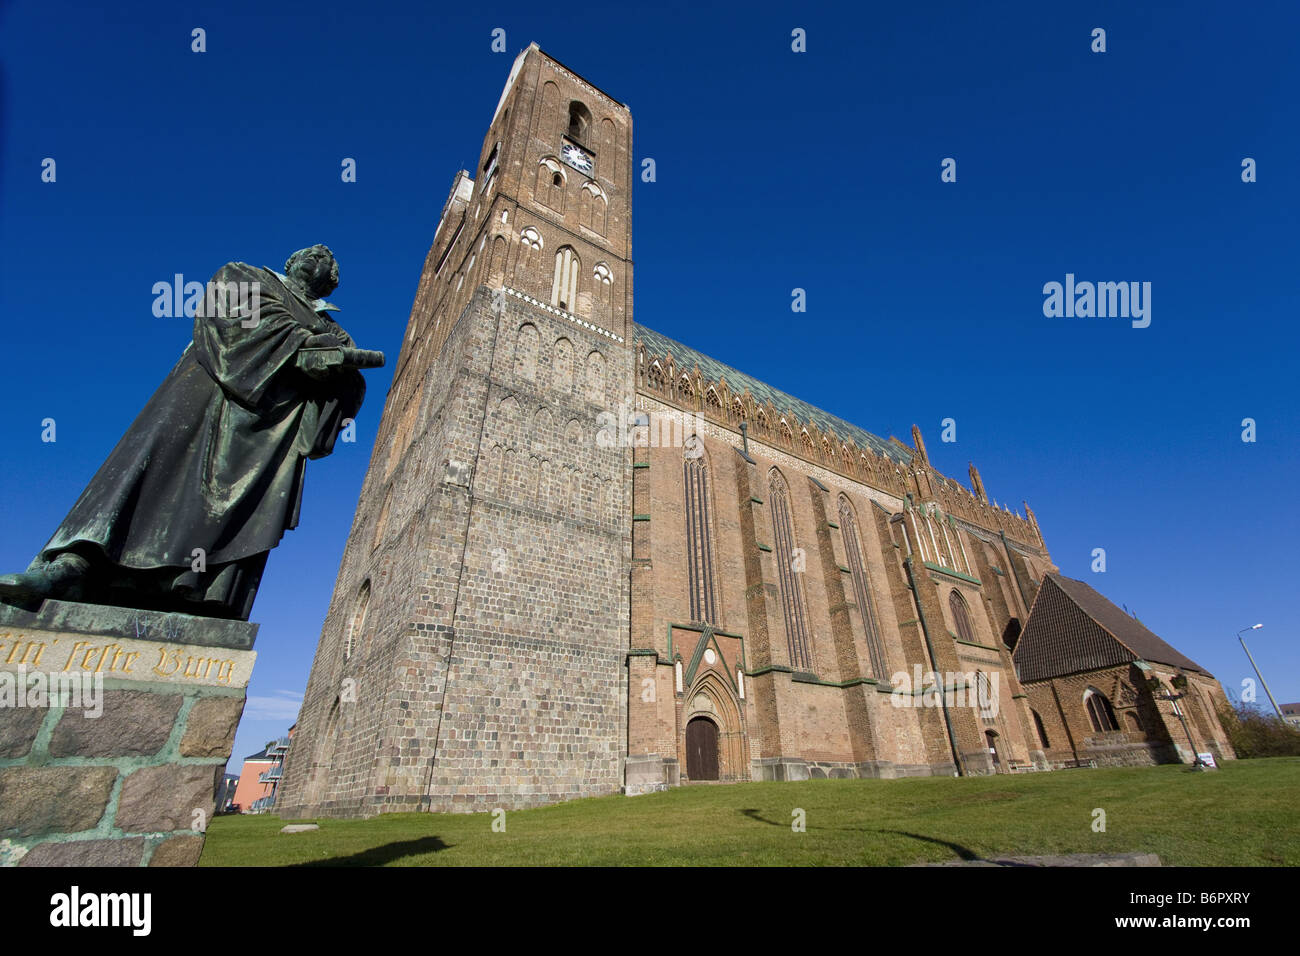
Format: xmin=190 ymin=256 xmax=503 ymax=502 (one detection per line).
xmin=740 ymin=808 xmax=783 ymax=827
xmin=740 ymin=810 xmax=984 ymax=862
xmin=878 ymin=829 xmax=982 ymax=862
xmin=289 ymin=836 xmax=452 ymax=867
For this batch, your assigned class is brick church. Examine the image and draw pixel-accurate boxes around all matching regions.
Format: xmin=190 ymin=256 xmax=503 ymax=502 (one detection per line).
xmin=276 ymin=45 xmax=1234 ymax=817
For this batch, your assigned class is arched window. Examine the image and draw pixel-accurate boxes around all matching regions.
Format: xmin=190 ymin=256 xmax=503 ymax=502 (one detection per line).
xmin=581 ymin=182 xmax=608 ymax=234
xmin=949 ymin=590 xmax=975 ymax=644
xmin=514 ymin=322 xmax=539 ymax=380
xmin=1084 ymin=688 xmax=1119 ymax=733
xmin=344 ymin=580 xmax=370 ymax=661
xmin=551 ymin=246 xmax=580 ymax=311
xmin=481 ymin=142 xmax=499 ymax=187
xmin=683 ymin=444 xmax=718 ymax=625
xmin=1124 ymin=711 xmax=1143 ymax=733
xmin=770 ymin=470 xmax=813 ymax=672
xmin=568 ymin=100 xmax=592 ymax=144
xmin=536 ymin=158 xmax=565 ymax=213
xmin=1032 ymin=709 xmax=1051 ymax=749
xmin=839 ymin=496 xmax=888 ymax=679
xmin=975 ymin=671 xmax=997 ymax=722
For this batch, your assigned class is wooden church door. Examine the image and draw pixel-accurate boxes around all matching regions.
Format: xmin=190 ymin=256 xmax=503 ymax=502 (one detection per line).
xmin=686 ymin=717 xmax=719 ymax=780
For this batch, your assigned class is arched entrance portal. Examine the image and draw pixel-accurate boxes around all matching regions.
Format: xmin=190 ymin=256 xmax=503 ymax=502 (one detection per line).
xmin=686 ymin=716 xmax=719 ymax=781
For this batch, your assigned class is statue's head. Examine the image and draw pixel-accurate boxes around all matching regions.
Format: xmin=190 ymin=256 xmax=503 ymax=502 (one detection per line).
xmin=285 ymin=244 xmax=339 ymax=299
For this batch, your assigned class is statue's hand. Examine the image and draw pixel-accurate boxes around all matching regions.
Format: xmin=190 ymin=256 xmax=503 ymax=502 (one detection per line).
xmin=304 ymin=332 xmax=348 ymax=349
xmin=296 ymin=349 xmax=343 ymax=380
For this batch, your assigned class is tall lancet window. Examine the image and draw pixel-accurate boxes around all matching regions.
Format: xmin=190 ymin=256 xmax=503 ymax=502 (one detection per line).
xmin=551 ymin=246 xmax=580 ymax=311
xmin=949 ymin=590 xmax=975 ymax=644
xmin=839 ymin=496 xmax=888 ymax=679
xmin=770 ymin=469 xmax=813 ymax=672
xmin=683 ymin=439 xmax=717 ymax=625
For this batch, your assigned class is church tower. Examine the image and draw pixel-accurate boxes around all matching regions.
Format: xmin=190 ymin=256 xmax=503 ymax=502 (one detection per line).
xmin=278 ymin=44 xmax=635 ymax=815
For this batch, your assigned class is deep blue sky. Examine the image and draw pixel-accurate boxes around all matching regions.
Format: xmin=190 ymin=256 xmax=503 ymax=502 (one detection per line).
xmin=2 ymin=1 xmax=1296 ymax=773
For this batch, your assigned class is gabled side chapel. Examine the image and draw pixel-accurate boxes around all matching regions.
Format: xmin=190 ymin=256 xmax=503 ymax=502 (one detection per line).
xmin=276 ymin=45 xmax=1233 ymax=817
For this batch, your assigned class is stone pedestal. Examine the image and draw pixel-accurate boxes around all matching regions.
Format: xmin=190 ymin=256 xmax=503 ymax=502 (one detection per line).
xmin=0 ymin=601 xmax=256 ymax=867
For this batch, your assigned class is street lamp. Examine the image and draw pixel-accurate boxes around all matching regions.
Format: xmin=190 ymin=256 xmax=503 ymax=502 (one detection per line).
xmin=1237 ymin=624 xmax=1284 ymax=720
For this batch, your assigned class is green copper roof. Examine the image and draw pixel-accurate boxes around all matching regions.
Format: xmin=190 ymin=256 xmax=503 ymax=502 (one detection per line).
xmin=635 ymin=324 xmax=911 ymax=465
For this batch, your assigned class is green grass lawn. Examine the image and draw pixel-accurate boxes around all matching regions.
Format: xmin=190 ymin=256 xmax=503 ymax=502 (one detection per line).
xmin=200 ymin=757 xmax=1300 ymax=866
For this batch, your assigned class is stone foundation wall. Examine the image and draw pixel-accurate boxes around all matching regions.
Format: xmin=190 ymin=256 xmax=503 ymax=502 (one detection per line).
xmin=0 ymin=601 xmax=255 ymax=867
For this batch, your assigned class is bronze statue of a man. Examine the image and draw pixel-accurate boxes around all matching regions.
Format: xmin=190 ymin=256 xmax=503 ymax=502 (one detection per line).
xmin=0 ymin=245 xmax=384 ymax=621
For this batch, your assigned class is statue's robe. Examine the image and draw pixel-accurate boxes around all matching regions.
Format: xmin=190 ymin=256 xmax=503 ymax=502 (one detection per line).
xmin=34 ymin=263 xmax=365 ymax=620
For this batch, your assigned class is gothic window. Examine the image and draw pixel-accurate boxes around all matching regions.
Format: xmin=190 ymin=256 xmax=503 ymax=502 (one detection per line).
xmin=585 ymin=351 xmax=605 ymax=403
xmin=678 ymin=375 xmax=694 ymax=402
xmin=949 ymin=590 xmax=975 ymax=644
xmin=344 ymin=580 xmax=370 ymax=661
xmin=593 ymin=261 xmax=613 ymax=308
xmin=581 ymin=182 xmax=608 ymax=234
xmin=705 ymin=387 xmax=723 ymax=415
xmin=1032 ymin=709 xmax=1051 ymax=748
xmin=553 ymin=337 xmax=574 ymax=392
xmin=486 ymin=235 xmax=508 ymax=285
xmin=770 ymin=470 xmax=813 ymax=672
xmin=732 ymin=397 xmax=744 ymax=423
xmin=842 ymin=446 xmax=854 ymax=474
xmin=568 ymin=100 xmax=593 ymax=144
xmin=647 ymin=360 xmax=665 ymax=390
xmin=1124 ymin=711 xmax=1143 ymax=733
xmin=683 ymin=447 xmax=718 ymax=625
xmin=551 ymin=246 xmax=580 ymax=311
xmin=779 ymin=419 xmax=793 ymax=447
xmin=975 ymin=671 xmax=997 ymax=723
xmin=371 ymin=486 xmax=393 ymax=551
xmin=839 ymin=496 xmax=888 ymax=679
xmin=800 ymin=430 xmax=815 ymax=457
xmin=514 ymin=323 xmax=540 ymax=381
xmin=481 ymin=142 xmax=500 ymax=195
xmin=536 ymin=158 xmax=565 ymax=213
xmin=1084 ymin=688 xmax=1119 ymax=733
xmin=1002 ymin=617 xmax=1022 ymax=651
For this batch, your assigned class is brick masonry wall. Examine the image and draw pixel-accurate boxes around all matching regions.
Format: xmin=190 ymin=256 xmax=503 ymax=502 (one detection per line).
xmin=280 ymin=286 xmax=632 ymax=815
xmin=1022 ymin=664 xmax=1236 ymax=768
xmin=626 ymin=400 xmax=1039 ymax=785
xmin=0 ymin=607 xmax=253 ymax=866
